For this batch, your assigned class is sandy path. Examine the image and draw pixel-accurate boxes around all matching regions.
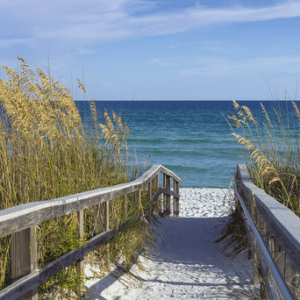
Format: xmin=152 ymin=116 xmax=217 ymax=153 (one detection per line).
xmin=81 ymin=188 xmax=255 ymax=300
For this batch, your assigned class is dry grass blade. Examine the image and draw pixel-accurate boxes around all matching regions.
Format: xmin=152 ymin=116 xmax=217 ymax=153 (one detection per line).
xmin=0 ymin=55 xmax=158 ymax=299
xmin=220 ymin=95 xmax=300 ymax=299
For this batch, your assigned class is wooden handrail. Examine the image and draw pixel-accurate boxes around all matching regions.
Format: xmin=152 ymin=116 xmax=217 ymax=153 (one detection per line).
xmin=235 ymin=164 xmax=300 ymax=299
xmin=0 ymin=164 xmax=180 ymax=238
xmin=0 ymin=164 xmax=180 ymax=300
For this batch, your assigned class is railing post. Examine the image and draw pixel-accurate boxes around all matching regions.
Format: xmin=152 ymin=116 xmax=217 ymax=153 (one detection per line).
xmin=257 ymin=213 xmax=267 ymax=298
xmin=11 ymin=226 xmax=38 ymax=300
xmin=173 ymin=179 xmax=179 ymax=217
xmin=272 ymin=238 xmax=297 ymax=298
xmin=163 ymin=173 xmax=166 ymax=215
xmin=235 ymin=168 xmax=261 ymax=285
xmin=251 ymin=198 xmax=260 ymax=286
xmin=235 ymin=169 xmax=252 ymax=260
xmin=76 ymin=210 xmax=84 ymax=297
xmin=165 ymin=175 xmax=171 ymax=216
xmin=147 ymin=180 xmax=152 ymax=222
xmin=153 ymin=174 xmax=161 ymax=214
xmin=284 ymin=251 xmax=297 ymax=298
xmin=137 ymin=189 xmax=142 ymax=209
xmin=105 ymin=200 xmax=110 ymax=263
xmin=150 ymin=177 xmax=155 ymax=196
xmin=234 ymin=172 xmax=241 ymax=214
xmin=245 ymin=178 xmax=261 ymax=286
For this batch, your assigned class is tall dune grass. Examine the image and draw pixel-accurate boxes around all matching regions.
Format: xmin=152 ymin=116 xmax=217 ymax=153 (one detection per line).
xmin=0 ymin=55 xmax=160 ymax=299
xmin=214 ymin=86 xmax=300 ymax=299
xmin=223 ymin=96 xmax=300 ymax=217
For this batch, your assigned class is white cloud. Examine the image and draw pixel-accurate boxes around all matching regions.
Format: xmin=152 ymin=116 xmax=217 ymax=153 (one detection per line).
xmin=0 ymin=38 xmax=31 ymax=48
xmin=121 ymin=0 xmax=164 ymax=13
xmin=1 ymin=0 xmax=300 ymax=45
xmin=168 ymin=40 xmax=237 ymax=53
xmin=180 ymin=55 xmax=300 ymax=76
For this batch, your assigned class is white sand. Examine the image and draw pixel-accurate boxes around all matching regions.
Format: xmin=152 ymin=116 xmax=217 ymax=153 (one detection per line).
xmin=81 ymin=188 xmax=255 ymax=300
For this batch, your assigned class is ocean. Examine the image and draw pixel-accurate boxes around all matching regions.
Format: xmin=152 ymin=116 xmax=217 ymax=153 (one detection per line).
xmin=74 ymin=100 xmax=300 ymax=189
xmin=0 ymin=100 xmax=298 ymax=189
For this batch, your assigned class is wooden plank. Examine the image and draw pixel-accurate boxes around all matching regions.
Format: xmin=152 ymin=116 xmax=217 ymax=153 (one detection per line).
xmin=236 ymin=168 xmax=266 ymax=291
xmin=237 ymin=165 xmax=300 ymax=297
xmin=266 ymin=230 xmax=283 ymax=299
xmin=163 ymin=174 xmax=166 ymax=215
xmin=257 ymin=213 xmax=267 ymax=298
xmin=147 ymin=187 xmax=163 ymax=206
xmin=147 ymin=181 xmax=152 ymax=222
xmin=2 ymin=229 xmax=115 ymax=300
xmin=242 ymin=210 xmax=254 ymax=260
xmin=284 ymin=251 xmax=297 ymax=298
xmin=259 ymin=214 xmax=267 ymax=245
xmin=272 ymin=238 xmax=298 ymax=298
xmin=162 ymin=189 xmax=180 ymax=198
xmin=152 ymin=176 xmax=158 ymax=214
xmin=0 ymin=165 xmax=181 ymax=300
xmin=252 ymin=233 xmax=260 ymax=285
xmin=237 ymin=164 xmax=300 ymax=275
xmin=256 ymin=212 xmax=271 ymax=298
xmin=173 ymin=180 xmax=179 ymax=217
xmin=165 ymin=175 xmax=171 ymax=216
xmin=157 ymin=174 xmax=161 ymax=214
xmin=235 ymin=169 xmax=252 ymax=260
xmin=105 ymin=201 xmax=109 ymax=231
xmin=154 ymin=174 xmax=162 ymax=214
xmin=10 ymin=226 xmax=38 ymax=300
xmin=263 ymin=229 xmax=282 ymax=300
xmin=137 ymin=190 xmax=142 ymax=210
xmin=0 ymin=189 xmax=170 ymax=300
xmin=105 ymin=200 xmax=110 ymax=263
xmin=148 ymin=181 xmax=152 ymax=199
xmin=258 ymin=229 xmax=278 ymax=299
xmin=234 ymin=187 xmax=241 ymax=214
xmin=273 ymin=238 xmax=286 ymax=298
xmin=159 ymin=165 xmax=181 ymax=183
xmin=0 ymin=165 xmax=181 ymax=239
xmin=76 ymin=210 xmax=84 ymax=297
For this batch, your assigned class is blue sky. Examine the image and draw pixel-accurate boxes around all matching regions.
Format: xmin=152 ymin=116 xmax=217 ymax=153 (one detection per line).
xmin=1 ymin=0 xmax=300 ymax=101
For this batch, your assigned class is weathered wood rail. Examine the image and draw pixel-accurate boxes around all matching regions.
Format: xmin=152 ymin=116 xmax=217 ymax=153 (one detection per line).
xmin=0 ymin=164 xmax=181 ymax=300
xmin=234 ymin=164 xmax=300 ymax=300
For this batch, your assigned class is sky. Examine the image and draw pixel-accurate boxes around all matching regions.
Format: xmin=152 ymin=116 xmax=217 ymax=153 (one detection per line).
xmin=1 ymin=0 xmax=300 ymax=101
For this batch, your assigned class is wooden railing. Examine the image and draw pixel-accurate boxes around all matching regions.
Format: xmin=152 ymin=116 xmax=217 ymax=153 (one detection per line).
xmin=234 ymin=164 xmax=300 ymax=300
xmin=0 ymin=164 xmax=181 ymax=300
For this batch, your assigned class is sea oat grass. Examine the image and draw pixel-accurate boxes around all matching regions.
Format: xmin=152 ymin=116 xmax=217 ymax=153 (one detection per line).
xmin=0 ymin=55 xmax=159 ymax=299
xmin=215 ymin=83 xmax=300 ymax=299
xmin=223 ymin=95 xmax=300 ymax=217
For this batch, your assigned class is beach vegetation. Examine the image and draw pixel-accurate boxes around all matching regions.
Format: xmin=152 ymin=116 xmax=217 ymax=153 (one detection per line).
xmin=215 ymin=80 xmax=300 ymax=299
xmin=0 ymin=55 xmax=161 ymax=299
xmin=224 ymin=92 xmax=300 ymax=218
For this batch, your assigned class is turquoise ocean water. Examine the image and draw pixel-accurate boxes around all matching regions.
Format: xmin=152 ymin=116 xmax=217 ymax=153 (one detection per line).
xmin=1 ymin=100 xmax=299 ymax=188
xmin=74 ymin=100 xmax=300 ymax=189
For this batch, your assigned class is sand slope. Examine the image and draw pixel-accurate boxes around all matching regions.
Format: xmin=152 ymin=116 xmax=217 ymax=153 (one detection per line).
xmin=82 ymin=188 xmax=255 ymax=300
